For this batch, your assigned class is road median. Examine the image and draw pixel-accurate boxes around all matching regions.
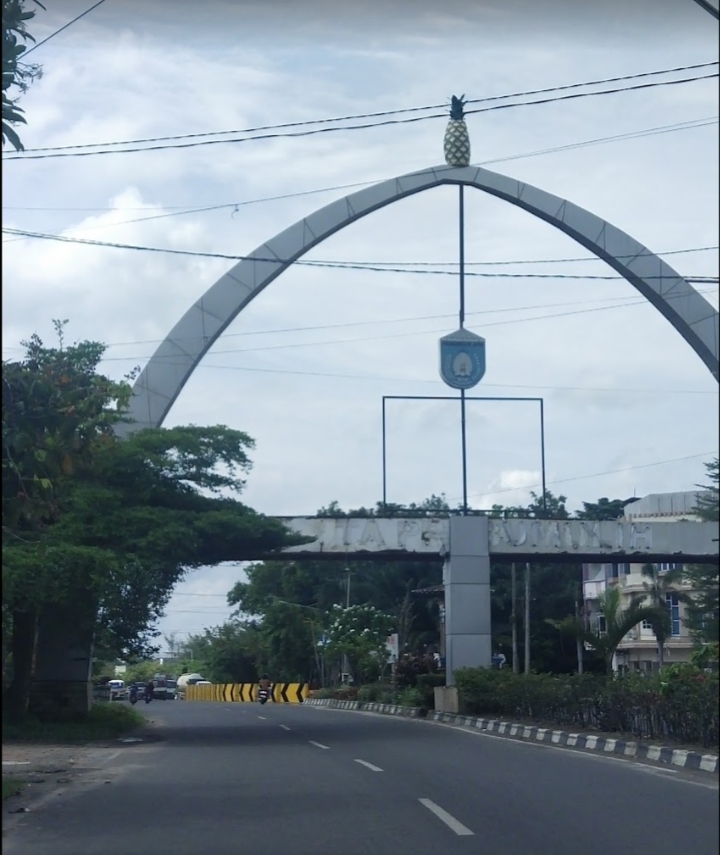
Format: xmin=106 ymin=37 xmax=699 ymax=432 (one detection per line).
xmin=306 ymin=697 xmax=720 ymax=775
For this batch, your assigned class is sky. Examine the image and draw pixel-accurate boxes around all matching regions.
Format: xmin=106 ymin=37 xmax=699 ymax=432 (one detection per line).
xmin=2 ymin=0 xmax=718 ymax=650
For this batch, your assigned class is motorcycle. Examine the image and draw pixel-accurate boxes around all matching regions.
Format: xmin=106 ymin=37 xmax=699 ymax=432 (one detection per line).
xmin=129 ymin=688 xmax=138 ymax=706
xmin=258 ymin=687 xmax=270 ymax=705
xmin=144 ymin=688 xmax=153 ymax=704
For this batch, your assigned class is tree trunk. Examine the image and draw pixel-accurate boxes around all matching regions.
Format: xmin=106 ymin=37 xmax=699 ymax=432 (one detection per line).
xmin=524 ymin=562 xmax=531 ymax=675
xmin=657 ymin=635 xmax=665 ymax=669
xmin=8 ymin=609 xmax=37 ymax=723
xmin=511 ymin=563 xmax=519 ymax=674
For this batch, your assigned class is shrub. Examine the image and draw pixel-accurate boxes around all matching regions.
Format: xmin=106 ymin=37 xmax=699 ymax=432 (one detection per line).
xmin=394 ymin=653 xmax=441 ymax=689
xmin=454 ymin=666 xmax=719 ymax=748
xmin=397 ymin=686 xmax=424 ymax=708
xmin=416 ymin=673 xmax=446 ymax=709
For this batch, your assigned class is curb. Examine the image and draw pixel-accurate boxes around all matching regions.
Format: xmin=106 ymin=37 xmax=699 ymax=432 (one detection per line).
xmin=306 ymin=698 xmax=719 ymax=774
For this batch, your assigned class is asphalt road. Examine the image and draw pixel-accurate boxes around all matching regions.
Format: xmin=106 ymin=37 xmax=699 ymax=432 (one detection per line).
xmin=4 ymin=700 xmax=718 ymax=855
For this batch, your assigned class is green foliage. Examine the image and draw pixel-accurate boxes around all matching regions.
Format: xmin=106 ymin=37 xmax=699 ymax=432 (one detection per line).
xmin=576 ymin=497 xmax=630 ymax=520
xmin=2 ymin=326 xmax=297 ymax=718
xmin=694 ymin=458 xmax=719 ymax=522
xmin=325 ymin=603 xmax=394 ymax=684
xmin=2 ymin=777 xmax=24 ymax=799
xmin=640 ymin=563 xmax=686 ymax=666
xmin=396 ymin=686 xmax=424 ymax=708
xmin=183 ymin=623 xmax=259 ymax=684
xmin=2 ymin=701 xmax=145 ymax=743
xmin=455 ymin=666 xmax=719 ymax=748
xmin=2 ymin=325 xmax=132 ymax=532
xmin=683 ymin=459 xmax=719 ymax=643
xmin=393 ymin=652 xmax=442 ymax=689
xmin=2 ymin=0 xmax=44 ymax=151
xmin=356 ymin=683 xmax=395 ymax=703
xmin=549 ymin=586 xmax=668 ymax=674
xmin=416 ymin=672 xmax=446 ymax=707
xmin=227 ymin=519 xmax=443 ymax=684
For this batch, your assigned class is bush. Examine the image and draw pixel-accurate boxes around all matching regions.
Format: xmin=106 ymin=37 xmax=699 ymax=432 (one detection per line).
xmin=3 ymin=702 xmax=146 ymax=744
xmin=307 ymin=686 xmax=359 ymax=701
xmin=393 ymin=653 xmax=441 ymax=689
xmin=416 ymin=673 xmax=446 ymax=709
xmin=454 ymin=666 xmax=719 ymax=749
xmin=357 ymin=683 xmax=395 ymax=703
xmin=397 ymin=686 xmax=424 ymax=708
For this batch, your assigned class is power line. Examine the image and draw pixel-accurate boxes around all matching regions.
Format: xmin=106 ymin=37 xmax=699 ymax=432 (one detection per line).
xmin=4 ymin=115 xmax=717 ymax=216
xmin=23 ymin=0 xmax=111 ymax=57
xmin=3 ymin=116 xmax=716 ymax=244
xmin=62 ymin=286 xmax=714 ymax=364
xmin=5 ymin=72 xmax=717 ymax=160
xmin=5 ymin=287 xmax=718 ymax=361
xmin=454 ymin=451 xmax=716 ymax=503
xmin=4 ymin=226 xmax=718 ymax=287
xmin=168 ymin=362 xmax=719 ymax=398
xmin=14 ymin=60 xmax=719 ymax=152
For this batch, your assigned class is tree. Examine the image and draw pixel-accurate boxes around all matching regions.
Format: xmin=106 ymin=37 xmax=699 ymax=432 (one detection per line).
xmin=641 ymin=563 xmax=686 ymax=668
xmin=2 ymin=0 xmax=44 ymax=151
xmin=183 ymin=623 xmax=259 ymax=684
xmin=576 ymin=497 xmax=631 ymax=520
xmin=2 ymin=328 xmax=298 ymax=719
xmin=549 ymin=586 xmax=668 ymax=674
xmin=683 ymin=459 xmax=719 ymax=642
xmin=3 ymin=325 xmax=133 ymax=719
xmin=324 ymin=604 xmax=394 ymax=684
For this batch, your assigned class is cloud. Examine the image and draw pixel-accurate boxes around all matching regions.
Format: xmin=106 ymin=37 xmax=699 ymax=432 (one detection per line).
xmin=3 ymin=1 xmax=717 ymax=641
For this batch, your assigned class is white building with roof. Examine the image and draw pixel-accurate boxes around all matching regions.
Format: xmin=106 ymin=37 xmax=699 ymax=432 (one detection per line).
xmin=582 ymin=490 xmax=708 ymax=673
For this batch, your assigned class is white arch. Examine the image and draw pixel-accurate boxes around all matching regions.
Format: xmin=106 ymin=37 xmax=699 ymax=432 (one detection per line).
xmin=118 ymin=163 xmax=719 ymax=435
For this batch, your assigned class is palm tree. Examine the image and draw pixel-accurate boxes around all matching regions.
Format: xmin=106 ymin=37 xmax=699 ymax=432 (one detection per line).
xmin=641 ymin=563 xmax=686 ymax=668
xmin=548 ymin=586 xmax=668 ymax=675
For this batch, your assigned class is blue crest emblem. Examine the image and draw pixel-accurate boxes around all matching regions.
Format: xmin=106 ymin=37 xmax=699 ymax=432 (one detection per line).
xmin=439 ymin=328 xmax=486 ymax=389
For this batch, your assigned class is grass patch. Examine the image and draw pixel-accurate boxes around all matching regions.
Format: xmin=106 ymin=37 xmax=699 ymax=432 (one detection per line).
xmin=2 ymin=778 xmax=25 ymax=800
xmin=3 ymin=702 xmax=146 ymax=744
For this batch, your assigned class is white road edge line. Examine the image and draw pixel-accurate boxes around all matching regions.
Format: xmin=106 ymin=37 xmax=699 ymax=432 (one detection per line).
xmin=309 ymin=740 xmax=330 ymax=750
xmin=279 ymin=725 xmax=291 ymax=731
xmin=418 ymin=799 xmax=474 ymax=836
xmin=354 ymin=759 xmax=383 ymax=772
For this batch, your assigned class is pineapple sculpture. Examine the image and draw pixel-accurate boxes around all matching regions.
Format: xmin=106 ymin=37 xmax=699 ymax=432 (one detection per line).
xmin=443 ymin=94 xmax=471 ymax=167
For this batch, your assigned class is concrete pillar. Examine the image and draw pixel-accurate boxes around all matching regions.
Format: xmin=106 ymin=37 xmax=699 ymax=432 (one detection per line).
xmin=444 ymin=515 xmax=492 ymax=686
xmin=29 ymin=606 xmax=94 ymax=718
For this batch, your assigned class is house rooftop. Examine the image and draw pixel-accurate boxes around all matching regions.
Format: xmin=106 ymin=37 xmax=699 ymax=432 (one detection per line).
xmin=623 ymin=490 xmax=708 ymax=520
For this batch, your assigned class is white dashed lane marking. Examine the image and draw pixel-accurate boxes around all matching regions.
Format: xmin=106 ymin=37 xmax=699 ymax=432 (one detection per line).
xmin=419 ymin=799 xmax=474 ymax=836
xmin=354 ymin=759 xmax=383 ymax=772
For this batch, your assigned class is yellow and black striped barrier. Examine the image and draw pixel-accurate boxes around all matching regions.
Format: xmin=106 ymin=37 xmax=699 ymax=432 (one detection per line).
xmin=185 ymin=682 xmax=309 ymax=703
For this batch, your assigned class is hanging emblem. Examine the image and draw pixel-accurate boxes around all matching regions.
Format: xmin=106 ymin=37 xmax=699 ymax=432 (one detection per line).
xmin=439 ymin=328 xmax=486 ymax=389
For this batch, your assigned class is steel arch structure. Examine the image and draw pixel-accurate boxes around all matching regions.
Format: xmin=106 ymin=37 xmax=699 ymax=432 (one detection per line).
xmin=118 ymin=163 xmax=719 ymax=435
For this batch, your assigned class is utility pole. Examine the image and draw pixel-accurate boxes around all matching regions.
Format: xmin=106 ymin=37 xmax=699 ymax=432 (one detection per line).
xmin=575 ymin=591 xmax=584 ymax=675
xmin=524 ymin=562 xmax=531 ymax=675
xmin=511 ymin=563 xmax=519 ymax=674
xmin=342 ymin=567 xmax=351 ymax=682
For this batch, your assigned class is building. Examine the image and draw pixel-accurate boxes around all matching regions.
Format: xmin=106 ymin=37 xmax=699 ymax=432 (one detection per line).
xmin=582 ymin=491 xmax=708 ymax=673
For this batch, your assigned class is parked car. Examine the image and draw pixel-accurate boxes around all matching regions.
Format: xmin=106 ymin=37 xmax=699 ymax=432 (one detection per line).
xmin=165 ymin=679 xmax=177 ymax=700
xmin=135 ymin=682 xmax=148 ymax=699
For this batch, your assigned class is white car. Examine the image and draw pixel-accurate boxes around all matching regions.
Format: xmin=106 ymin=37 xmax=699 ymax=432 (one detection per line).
xmin=107 ymin=680 xmax=127 ymax=701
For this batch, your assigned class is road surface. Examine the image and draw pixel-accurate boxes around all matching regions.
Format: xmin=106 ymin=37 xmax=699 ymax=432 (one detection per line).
xmin=4 ymin=701 xmax=718 ymax=854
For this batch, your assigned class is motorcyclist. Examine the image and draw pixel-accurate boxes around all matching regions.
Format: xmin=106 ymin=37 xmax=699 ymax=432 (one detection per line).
xmin=144 ymin=679 xmax=154 ymax=702
xmin=128 ymin=682 xmax=138 ymax=703
xmin=258 ymin=674 xmax=272 ymax=698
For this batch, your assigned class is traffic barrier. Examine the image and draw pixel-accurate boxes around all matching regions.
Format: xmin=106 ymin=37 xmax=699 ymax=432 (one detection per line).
xmin=185 ymin=682 xmax=309 ymax=703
